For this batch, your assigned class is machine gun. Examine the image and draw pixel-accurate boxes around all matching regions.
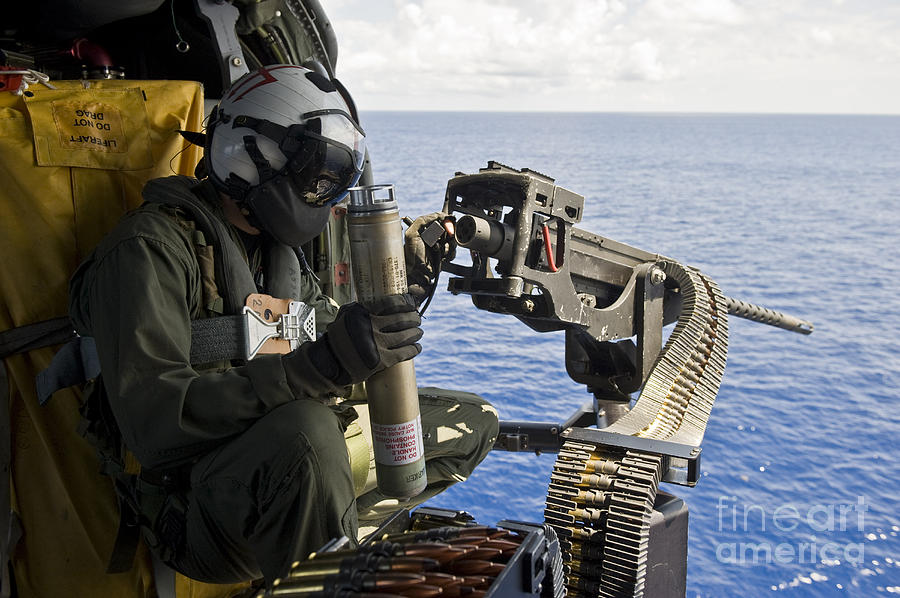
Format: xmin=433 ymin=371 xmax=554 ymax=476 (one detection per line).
xmin=429 ymin=161 xmax=813 ymax=597
xmin=437 ymin=161 xmax=811 ymax=452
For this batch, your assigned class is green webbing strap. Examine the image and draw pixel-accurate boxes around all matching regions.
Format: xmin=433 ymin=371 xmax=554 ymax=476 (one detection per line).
xmin=0 ymin=317 xmax=75 ymax=360
xmin=344 ymin=420 xmax=370 ymax=497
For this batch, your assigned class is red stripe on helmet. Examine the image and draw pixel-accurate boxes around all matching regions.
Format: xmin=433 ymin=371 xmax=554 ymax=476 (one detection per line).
xmin=227 ymin=65 xmax=306 ymax=102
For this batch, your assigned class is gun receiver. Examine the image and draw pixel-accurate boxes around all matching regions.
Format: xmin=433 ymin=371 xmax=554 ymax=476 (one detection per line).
xmin=441 ymin=161 xmax=812 ymax=403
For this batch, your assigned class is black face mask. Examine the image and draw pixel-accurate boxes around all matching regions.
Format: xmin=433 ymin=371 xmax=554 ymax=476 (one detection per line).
xmin=243 ymin=174 xmax=333 ymax=247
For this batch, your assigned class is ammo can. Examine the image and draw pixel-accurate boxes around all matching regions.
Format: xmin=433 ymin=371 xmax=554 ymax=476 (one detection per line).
xmin=347 ymin=184 xmax=427 ymax=498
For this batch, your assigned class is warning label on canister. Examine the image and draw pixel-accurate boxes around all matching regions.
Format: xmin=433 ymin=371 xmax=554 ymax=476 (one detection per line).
xmin=372 ymin=416 xmax=424 ymax=466
xmin=380 ymin=256 xmax=406 ymax=295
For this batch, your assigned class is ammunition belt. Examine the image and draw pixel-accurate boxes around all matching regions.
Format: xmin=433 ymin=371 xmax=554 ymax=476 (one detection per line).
xmin=262 ymin=524 xmax=534 ymax=597
xmin=545 ymin=261 xmax=729 ymax=597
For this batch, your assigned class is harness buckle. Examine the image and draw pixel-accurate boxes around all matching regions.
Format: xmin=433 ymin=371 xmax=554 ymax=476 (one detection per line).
xmin=243 ymin=300 xmax=315 ymax=360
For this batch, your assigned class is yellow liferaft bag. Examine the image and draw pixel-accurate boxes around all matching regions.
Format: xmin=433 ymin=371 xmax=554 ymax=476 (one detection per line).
xmin=0 ymin=80 xmax=248 ymax=598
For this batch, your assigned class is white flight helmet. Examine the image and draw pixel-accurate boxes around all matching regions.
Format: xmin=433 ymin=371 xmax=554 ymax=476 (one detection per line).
xmin=206 ymin=64 xmax=366 ymax=246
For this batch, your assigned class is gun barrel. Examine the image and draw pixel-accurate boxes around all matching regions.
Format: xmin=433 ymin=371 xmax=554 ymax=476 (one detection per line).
xmin=724 ymin=297 xmax=814 ymax=335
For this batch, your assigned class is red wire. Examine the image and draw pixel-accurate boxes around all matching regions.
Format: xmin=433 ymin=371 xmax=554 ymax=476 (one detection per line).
xmin=542 ymin=223 xmax=559 ymax=272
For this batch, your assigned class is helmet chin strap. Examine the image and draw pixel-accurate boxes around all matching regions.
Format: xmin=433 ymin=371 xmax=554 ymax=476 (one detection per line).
xmin=220 ymin=194 xmax=262 ymax=236
xmin=204 ymin=106 xmax=254 ymax=205
xmin=241 ymin=135 xmax=277 ymax=182
xmin=234 ymin=192 xmax=266 ymax=234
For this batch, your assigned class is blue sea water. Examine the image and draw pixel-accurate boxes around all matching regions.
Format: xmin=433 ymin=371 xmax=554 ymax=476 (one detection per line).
xmin=361 ymin=112 xmax=900 ymax=597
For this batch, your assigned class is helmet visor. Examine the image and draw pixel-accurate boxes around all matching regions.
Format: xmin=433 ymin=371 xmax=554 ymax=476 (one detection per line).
xmin=287 ymin=111 xmax=366 ymax=206
xmin=317 ymin=112 xmax=366 ymax=170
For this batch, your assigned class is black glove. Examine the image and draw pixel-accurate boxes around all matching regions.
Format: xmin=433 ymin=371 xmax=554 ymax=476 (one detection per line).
xmin=404 ymin=212 xmax=456 ymax=305
xmin=283 ymin=294 xmax=422 ymax=396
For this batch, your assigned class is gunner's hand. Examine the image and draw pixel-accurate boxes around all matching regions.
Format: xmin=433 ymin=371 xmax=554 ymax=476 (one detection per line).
xmin=322 ymin=294 xmax=423 ymax=385
xmin=283 ymin=295 xmax=422 ymax=397
xmin=404 ymin=212 xmax=456 ymax=305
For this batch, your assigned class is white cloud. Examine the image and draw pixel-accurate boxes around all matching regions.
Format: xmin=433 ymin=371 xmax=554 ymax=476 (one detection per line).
xmin=643 ymin=0 xmax=745 ymax=25
xmin=620 ymin=39 xmax=672 ymax=81
xmin=809 ymin=27 xmax=834 ymax=46
xmin=327 ymin=0 xmax=900 ymax=113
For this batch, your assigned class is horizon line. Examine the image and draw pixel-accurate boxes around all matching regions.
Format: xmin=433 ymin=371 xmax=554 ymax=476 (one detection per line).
xmin=358 ymin=109 xmax=900 ymax=117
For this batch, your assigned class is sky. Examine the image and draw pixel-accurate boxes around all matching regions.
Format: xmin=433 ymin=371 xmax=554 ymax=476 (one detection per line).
xmin=325 ymin=0 xmax=900 ymax=114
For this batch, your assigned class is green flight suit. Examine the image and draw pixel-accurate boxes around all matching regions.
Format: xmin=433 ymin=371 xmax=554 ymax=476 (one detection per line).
xmin=68 ymin=177 xmax=498 ymax=584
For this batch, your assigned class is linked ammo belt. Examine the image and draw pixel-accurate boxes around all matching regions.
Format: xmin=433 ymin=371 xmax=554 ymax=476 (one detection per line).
xmin=544 ymin=261 xmax=729 ymax=598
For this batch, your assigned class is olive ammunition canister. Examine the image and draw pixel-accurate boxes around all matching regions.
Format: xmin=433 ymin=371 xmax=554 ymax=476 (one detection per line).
xmin=347 ymin=185 xmax=427 ymax=498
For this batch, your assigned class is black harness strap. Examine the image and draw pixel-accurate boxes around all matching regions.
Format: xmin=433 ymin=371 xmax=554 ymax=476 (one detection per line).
xmin=35 ymin=315 xmax=251 ymax=406
xmin=0 ymin=317 xmax=75 ymax=360
xmin=105 ymin=495 xmax=142 ymax=574
xmin=189 ymin=315 xmax=246 ymax=364
xmin=35 ymin=336 xmax=100 ymax=405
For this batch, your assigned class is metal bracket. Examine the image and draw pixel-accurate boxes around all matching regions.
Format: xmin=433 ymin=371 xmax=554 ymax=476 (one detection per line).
xmin=565 ymin=427 xmax=702 ymax=487
xmin=495 ymin=421 xmax=562 ymax=453
xmin=194 ymin=0 xmax=250 ymax=89
xmin=243 ymin=301 xmax=315 ymax=361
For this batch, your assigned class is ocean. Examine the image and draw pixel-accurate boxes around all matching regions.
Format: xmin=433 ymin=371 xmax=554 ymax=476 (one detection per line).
xmin=360 ymin=112 xmax=900 ymax=597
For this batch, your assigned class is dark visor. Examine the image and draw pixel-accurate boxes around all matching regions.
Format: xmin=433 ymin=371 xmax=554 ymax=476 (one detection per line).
xmin=284 ymin=110 xmax=365 ymax=206
xmin=233 ymin=109 xmax=366 ymax=206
